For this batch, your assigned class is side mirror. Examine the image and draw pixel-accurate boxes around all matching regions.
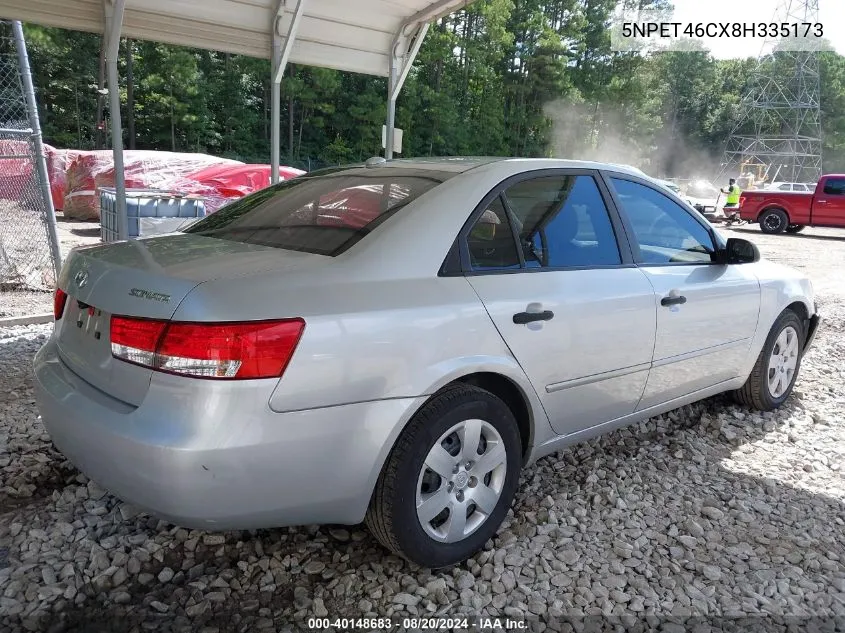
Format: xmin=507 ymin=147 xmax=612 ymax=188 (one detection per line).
xmin=720 ymin=237 xmax=760 ymax=264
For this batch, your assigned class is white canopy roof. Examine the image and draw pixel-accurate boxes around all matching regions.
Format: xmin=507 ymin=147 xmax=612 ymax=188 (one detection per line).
xmin=0 ymin=0 xmax=471 ymax=76
xmin=1 ymin=0 xmax=478 ymax=240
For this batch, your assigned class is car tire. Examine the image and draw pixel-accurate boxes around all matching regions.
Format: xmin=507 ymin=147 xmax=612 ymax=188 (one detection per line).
xmin=785 ymin=224 xmax=805 ymax=234
xmin=732 ymin=310 xmax=805 ymax=411
xmin=366 ymin=384 xmax=522 ymax=568
xmin=759 ymin=208 xmax=788 ymax=234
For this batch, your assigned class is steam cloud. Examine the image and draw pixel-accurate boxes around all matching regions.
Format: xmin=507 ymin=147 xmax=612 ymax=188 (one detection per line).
xmin=543 ymin=98 xmax=726 ymax=184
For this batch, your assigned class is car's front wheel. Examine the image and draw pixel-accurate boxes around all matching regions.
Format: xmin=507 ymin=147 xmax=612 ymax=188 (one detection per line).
xmin=733 ymin=310 xmax=805 ymax=411
xmin=366 ymin=384 xmax=522 ymax=568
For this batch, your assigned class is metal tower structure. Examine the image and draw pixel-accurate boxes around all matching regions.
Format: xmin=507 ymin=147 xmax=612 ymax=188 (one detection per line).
xmin=721 ymin=0 xmax=823 ymax=187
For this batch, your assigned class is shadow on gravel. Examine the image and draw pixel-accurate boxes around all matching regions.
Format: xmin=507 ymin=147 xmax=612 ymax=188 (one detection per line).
xmin=67 ymin=228 xmax=100 ymax=238
xmin=0 ymin=463 xmax=73 ymax=513
xmin=34 ymin=525 xmax=387 ymax=633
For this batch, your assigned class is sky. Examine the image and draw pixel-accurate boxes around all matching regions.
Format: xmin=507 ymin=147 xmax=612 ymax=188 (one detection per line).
xmin=669 ymin=0 xmax=845 ymax=59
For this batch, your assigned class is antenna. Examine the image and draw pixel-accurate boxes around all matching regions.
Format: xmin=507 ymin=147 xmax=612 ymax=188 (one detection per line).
xmin=720 ymin=0 xmax=823 ymax=187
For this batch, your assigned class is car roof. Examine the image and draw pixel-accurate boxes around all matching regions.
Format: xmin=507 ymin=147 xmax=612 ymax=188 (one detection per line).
xmin=355 ymin=157 xmax=650 ymax=179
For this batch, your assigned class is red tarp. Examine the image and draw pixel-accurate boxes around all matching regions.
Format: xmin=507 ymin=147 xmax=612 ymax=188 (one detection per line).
xmin=314 ymin=184 xmax=410 ymax=229
xmin=43 ymin=145 xmax=85 ymax=211
xmin=0 ymin=139 xmax=34 ymax=203
xmin=60 ymin=151 xmax=304 ymax=220
xmin=187 ymin=164 xmax=303 ymax=197
xmin=63 ymin=150 xmax=123 ymax=219
xmin=64 ymin=150 xmax=243 ymax=220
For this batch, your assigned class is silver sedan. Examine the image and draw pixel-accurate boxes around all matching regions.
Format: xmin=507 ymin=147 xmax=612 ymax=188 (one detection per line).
xmin=34 ymin=157 xmax=820 ymax=568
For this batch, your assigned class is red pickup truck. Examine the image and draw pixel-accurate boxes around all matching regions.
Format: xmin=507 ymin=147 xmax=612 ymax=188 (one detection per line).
xmin=738 ymin=174 xmax=845 ymax=233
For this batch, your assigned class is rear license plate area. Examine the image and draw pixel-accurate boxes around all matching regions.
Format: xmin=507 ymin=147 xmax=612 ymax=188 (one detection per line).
xmin=69 ymin=300 xmax=107 ymax=341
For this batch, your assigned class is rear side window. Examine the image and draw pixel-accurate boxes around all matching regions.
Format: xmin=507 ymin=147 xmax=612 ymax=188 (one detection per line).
xmin=467 ymin=197 xmax=521 ymax=270
xmin=184 ymin=168 xmax=451 ymax=256
xmin=823 ymin=178 xmax=845 ymax=196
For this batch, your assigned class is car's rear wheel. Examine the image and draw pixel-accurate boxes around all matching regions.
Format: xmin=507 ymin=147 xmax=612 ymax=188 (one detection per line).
xmin=366 ymin=384 xmax=522 ymax=568
xmin=759 ymin=208 xmax=788 ymax=234
xmin=785 ymin=224 xmax=805 ymax=234
xmin=732 ymin=310 xmax=805 ymax=411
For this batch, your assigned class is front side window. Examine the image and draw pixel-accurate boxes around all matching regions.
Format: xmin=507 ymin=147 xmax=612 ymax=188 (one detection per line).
xmin=609 ymin=178 xmax=716 ymax=264
xmin=503 ymin=175 xmax=621 ymax=268
xmin=823 ymin=178 xmax=845 ymax=196
xmin=184 ymin=168 xmax=451 ymax=256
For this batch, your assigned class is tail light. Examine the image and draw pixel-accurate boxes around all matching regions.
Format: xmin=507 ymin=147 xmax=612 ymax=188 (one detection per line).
xmin=54 ymin=288 xmax=68 ymax=320
xmin=110 ymin=316 xmax=305 ymax=380
xmin=739 ymin=196 xmax=746 ymax=208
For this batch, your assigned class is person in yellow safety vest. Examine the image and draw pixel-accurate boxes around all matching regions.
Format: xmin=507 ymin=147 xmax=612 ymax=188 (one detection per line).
xmin=720 ymin=178 xmax=742 ymax=218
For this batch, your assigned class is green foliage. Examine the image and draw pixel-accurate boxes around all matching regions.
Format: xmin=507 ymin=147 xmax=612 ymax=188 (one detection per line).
xmin=20 ymin=1 xmax=845 ymax=176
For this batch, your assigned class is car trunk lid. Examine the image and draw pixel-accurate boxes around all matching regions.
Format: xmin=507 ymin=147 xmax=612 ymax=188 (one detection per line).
xmin=56 ymin=234 xmax=322 ymax=406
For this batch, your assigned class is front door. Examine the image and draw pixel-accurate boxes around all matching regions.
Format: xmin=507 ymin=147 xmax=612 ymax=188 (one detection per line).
xmin=813 ymin=177 xmax=845 ymax=226
xmin=606 ymin=176 xmax=761 ymax=410
xmin=463 ymin=172 xmax=657 ymax=436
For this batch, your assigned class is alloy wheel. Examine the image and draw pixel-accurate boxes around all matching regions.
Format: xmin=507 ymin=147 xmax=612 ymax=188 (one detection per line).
xmin=767 ymin=325 xmax=799 ymax=398
xmin=764 ymin=214 xmax=783 ymax=231
xmin=415 ymin=418 xmax=507 ymax=543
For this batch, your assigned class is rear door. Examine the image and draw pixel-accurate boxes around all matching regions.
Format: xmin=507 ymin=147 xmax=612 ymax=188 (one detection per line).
xmin=462 ymin=171 xmax=657 ymax=436
xmin=605 ymin=176 xmax=761 ymax=410
xmin=812 ymin=177 xmax=845 ymax=226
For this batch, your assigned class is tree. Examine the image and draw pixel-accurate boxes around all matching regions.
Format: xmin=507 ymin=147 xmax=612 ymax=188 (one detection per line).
xmin=21 ymin=5 xmax=845 ymax=178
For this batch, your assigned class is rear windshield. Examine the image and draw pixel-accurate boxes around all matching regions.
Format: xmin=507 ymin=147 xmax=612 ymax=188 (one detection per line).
xmin=183 ymin=167 xmax=452 ymax=256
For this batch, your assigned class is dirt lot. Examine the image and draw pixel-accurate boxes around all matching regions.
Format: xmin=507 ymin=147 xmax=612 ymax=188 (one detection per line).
xmin=0 ymin=223 xmax=843 ymax=633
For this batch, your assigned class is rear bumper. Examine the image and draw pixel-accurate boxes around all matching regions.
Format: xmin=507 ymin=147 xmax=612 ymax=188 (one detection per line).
xmin=34 ymin=339 xmax=422 ymax=529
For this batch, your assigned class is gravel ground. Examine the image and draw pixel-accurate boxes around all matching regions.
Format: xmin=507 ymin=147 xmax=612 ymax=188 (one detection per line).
xmin=1 ymin=217 xmax=99 ymax=319
xmin=0 ymin=225 xmax=843 ymax=633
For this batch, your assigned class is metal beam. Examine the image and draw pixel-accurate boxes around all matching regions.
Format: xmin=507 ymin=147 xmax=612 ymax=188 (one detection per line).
xmin=383 ymin=2 xmax=469 ymax=157
xmin=271 ymin=0 xmax=306 ymax=184
xmin=391 ymin=22 xmax=429 ymax=103
xmin=273 ymin=0 xmax=306 ymax=84
xmin=385 ymin=21 xmax=429 ymax=159
xmin=12 ymin=21 xmax=62 ymax=280
xmin=402 ymin=0 xmax=471 ymax=28
xmin=104 ymin=0 xmax=127 ymax=240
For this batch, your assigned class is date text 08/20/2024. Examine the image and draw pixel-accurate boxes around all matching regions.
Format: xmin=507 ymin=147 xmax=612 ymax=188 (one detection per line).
xmin=306 ymin=617 xmax=528 ymax=631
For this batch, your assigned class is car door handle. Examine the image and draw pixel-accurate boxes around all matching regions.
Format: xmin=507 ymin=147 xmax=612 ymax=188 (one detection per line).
xmin=513 ymin=310 xmax=554 ymax=324
xmin=661 ymin=295 xmax=687 ymax=307
xmin=817 ymin=199 xmax=827 ymax=204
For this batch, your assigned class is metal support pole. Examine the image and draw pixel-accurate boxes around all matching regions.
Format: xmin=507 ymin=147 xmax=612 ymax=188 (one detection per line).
xmin=12 ymin=21 xmax=62 ymax=280
xmin=385 ymin=64 xmax=397 ymax=160
xmin=105 ymin=0 xmax=127 ymax=240
xmin=271 ymin=79 xmax=281 ymax=184
xmin=271 ymin=0 xmax=306 ymax=184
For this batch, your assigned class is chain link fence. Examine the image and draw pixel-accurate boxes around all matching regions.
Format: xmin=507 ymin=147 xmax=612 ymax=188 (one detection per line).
xmin=0 ymin=20 xmax=60 ymax=315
